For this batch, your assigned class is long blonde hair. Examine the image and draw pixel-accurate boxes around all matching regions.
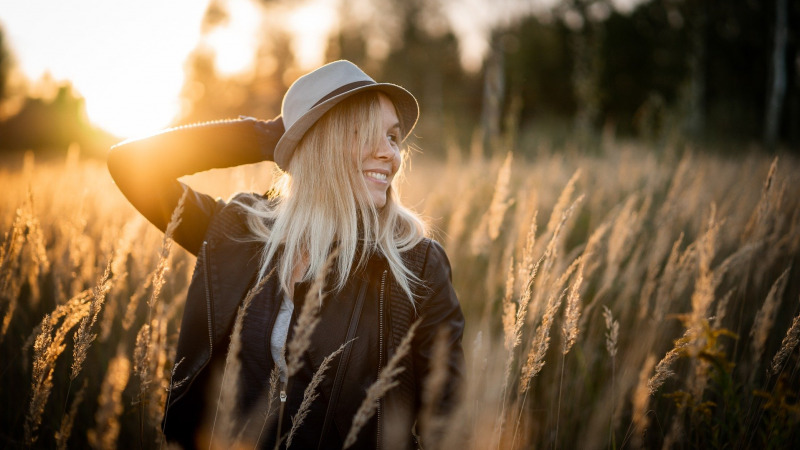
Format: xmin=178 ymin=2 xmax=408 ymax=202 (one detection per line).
xmin=240 ymin=91 xmax=427 ymax=301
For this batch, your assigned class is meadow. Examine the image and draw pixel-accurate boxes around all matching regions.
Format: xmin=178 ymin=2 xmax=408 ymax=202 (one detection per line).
xmin=1 ymin=139 xmax=799 ymax=449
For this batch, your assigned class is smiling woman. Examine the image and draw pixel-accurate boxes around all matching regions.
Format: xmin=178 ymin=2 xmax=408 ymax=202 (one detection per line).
xmin=106 ymin=59 xmax=465 ymax=449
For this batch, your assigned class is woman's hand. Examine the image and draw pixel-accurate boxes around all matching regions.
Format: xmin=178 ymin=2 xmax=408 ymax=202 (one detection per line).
xmin=250 ymin=115 xmax=285 ymax=162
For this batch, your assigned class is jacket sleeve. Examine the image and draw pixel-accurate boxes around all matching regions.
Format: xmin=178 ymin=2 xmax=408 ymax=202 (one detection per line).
xmin=107 ymin=117 xmax=284 ymax=256
xmin=413 ymin=240 xmax=465 ymax=416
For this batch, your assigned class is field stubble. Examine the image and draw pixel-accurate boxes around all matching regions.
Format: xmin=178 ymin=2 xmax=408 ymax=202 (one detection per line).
xmin=1 ymin=142 xmax=799 ymax=448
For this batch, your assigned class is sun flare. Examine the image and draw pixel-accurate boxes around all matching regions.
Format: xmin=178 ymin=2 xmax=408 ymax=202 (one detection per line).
xmin=286 ymin=1 xmax=338 ymax=70
xmin=2 ymin=0 xmax=208 ymax=139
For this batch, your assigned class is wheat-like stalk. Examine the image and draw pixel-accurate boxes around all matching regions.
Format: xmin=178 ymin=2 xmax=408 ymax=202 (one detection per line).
xmin=343 ymin=320 xmax=420 ymax=449
xmin=148 ymin=189 xmax=187 ymax=308
xmin=712 ymin=288 xmax=735 ymax=330
xmin=24 ymin=315 xmax=55 ymax=445
xmin=771 ymin=297 xmax=800 ymax=375
xmin=648 ymin=328 xmax=691 ymax=395
xmin=25 ymin=291 xmax=92 ymax=445
xmin=497 ymin=237 xmax=543 ymax=439
xmin=133 ymin=322 xmax=151 ymax=404
xmin=519 ymin=287 xmax=567 ymax=396
xmin=254 ymin=364 xmax=282 ymax=448
xmin=71 ymin=261 xmax=113 ymax=380
xmin=100 ymin=217 xmax=142 ymax=341
xmin=561 ymin=259 xmax=585 ymax=355
xmin=742 ymin=156 xmax=778 ymax=243
xmin=530 ymin=194 xmax=584 ymax=323
xmin=599 ymin=194 xmax=645 ymax=297
xmin=630 ymin=355 xmax=656 ymax=447
xmin=517 ymin=210 xmax=538 ymax=281
xmin=602 ymin=305 xmax=620 ymax=448
xmin=501 ymin=258 xmax=517 ymax=352
xmin=285 ymin=250 xmax=337 ymax=378
xmin=487 ymin=152 xmax=514 ymax=242
xmin=286 ymin=340 xmax=350 ymax=448
xmin=513 ymin=214 xmax=541 ymax=330
xmin=471 ymin=152 xmax=514 ymax=254
xmin=129 ymin=190 xmax=188 ymax=430
xmin=689 ymin=205 xmax=719 ymax=339
xmin=161 ymin=356 xmax=187 ymax=448
xmin=751 ymin=266 xmax=791 ymax=368
xmin=602 ymin=306 xmax=619 ymax=359
xmin=0 ymin=204 xmax=28 ymax=342
xmin=148 ymin=302 xmax=170 ymax=425
xmin=545 ymin=169 xmax=581 ymax=236
xmin=20 ymin=190 xmax=50 ymax=308
xmin=21 ymin=288 xmax=92 ymax=370
xmin=580 ymin=219 xmax=611 ymax=286
xmin=667 ymin=228 xmax=720 ymax=444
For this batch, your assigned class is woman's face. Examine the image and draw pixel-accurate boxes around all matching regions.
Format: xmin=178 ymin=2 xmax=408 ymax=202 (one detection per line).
xmin=356 ymin=93 xmax=402 ymax=209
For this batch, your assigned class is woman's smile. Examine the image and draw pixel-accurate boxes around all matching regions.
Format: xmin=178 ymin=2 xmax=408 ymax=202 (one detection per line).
xmin=364 ymin=169 xmax=389 ymax=183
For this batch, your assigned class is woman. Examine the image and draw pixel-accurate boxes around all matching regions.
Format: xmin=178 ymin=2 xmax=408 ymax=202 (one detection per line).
xmin=108 ymin=60 xmax=464 ymax=449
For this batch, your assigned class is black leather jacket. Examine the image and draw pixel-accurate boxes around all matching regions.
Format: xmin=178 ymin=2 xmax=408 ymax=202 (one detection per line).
xmin=107 ymin=119 xmax=465 ymax=449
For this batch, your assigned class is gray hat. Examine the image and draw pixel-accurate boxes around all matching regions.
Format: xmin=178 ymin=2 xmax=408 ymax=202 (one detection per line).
xmin=273 ymin=60 xmax=419 ymax=169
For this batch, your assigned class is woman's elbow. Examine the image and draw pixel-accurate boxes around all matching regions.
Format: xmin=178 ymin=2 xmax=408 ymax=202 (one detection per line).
xmin=106 ymin=143 xmax=124 ymax=181
xmin=107 ymin=139 xmax=146 ymax=187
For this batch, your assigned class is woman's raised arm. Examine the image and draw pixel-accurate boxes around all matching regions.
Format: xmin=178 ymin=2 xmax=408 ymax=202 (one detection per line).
xmin=107 ymin=117 xmax=284 ymax=255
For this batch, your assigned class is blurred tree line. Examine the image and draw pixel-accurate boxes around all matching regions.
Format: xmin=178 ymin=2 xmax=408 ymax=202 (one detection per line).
xmin=177 ymin=0 xmax=799 ymax=155
xmin=0 ymin=0 xmax=797 ymax=157
xmin=0 ymin=27 xmax=115 ymax=158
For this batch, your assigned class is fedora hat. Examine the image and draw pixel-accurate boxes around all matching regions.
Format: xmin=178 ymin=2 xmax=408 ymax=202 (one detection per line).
xmin=273 ymin=60 xmax=419 ymax=169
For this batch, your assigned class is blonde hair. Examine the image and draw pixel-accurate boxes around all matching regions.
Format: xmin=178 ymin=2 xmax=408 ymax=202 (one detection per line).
xmin=240 ymin=91 xmax=427 ymax=301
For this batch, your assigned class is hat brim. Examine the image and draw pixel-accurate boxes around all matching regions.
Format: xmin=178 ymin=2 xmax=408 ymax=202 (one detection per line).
xmin=273 ymin=83 xmax=419 ymax=170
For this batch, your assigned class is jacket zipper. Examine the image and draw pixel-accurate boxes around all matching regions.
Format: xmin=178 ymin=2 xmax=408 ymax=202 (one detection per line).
xmin=165 ymin=241 xmax=214 ymax=411
xmin=202 ymin=241 xmax=213 ymax=353
xmin=377 ymin=269 xmax=387 ymax=450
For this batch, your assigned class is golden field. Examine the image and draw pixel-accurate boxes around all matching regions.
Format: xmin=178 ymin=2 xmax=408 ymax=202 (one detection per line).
xmin=1 ymin=141 xmax=799 ymax=449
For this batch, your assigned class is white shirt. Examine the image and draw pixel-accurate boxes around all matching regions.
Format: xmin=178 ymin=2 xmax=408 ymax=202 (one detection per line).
xmin=270 ymin=292 xmax=294 ymax=384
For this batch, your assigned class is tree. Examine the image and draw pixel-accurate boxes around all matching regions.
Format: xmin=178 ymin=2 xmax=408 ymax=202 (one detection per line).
xmin=0 ymin=26 xmax=12 ymax=109
xmin=764 ymin=0 xmax=788 ymax=150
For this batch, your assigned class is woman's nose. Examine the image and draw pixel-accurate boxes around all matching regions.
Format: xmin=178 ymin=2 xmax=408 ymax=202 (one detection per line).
xmin=374 ymin=137 xmax=395 ymax=160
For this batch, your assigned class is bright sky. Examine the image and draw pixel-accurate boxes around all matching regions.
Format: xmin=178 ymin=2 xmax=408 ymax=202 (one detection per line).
xmin=1 ymin=0 xmax=338 ymax=138
xmin=1 ymin=0 xmax=211 ymax=138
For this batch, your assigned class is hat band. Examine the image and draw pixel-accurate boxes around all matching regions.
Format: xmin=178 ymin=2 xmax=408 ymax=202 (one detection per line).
xmin=312 ymin=80 xmax=375 ymax=108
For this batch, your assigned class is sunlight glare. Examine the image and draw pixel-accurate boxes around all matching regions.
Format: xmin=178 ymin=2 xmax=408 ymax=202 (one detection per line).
xmin=204 ymin=0 xmax=262 ymax=77
xmin=287 ymin=0 xmax=338 ymax=70
xmin=2 ymin=0 xmax=208 ymax=138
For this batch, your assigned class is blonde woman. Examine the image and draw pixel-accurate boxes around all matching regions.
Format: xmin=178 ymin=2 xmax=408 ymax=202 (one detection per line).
xmin=108 ymin=60 xmax=464 ymax=449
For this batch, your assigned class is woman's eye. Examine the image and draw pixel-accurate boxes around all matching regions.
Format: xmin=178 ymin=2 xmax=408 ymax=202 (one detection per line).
xmin=387 ymin=133 xmax=398 ymax=144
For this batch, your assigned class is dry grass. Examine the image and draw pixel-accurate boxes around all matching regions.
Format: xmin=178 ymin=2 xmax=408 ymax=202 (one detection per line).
xmin=1 ymin=142 xmax=799 ymax=448
xmin=286 ymin=340 xmax=349 ymax=448
xmin=344 ymin=320 xmax=420 ymax=449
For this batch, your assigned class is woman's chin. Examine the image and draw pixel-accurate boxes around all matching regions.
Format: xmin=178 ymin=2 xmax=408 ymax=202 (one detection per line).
xmin=368 ymin=192 xmax=387 ymax=209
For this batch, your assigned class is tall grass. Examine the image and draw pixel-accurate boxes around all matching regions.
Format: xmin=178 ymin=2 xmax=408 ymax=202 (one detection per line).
xmin=1 ymin=141 xmax=799 ymax=448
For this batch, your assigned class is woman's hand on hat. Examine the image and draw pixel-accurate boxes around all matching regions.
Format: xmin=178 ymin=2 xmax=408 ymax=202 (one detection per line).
xmin=244 ymin=115 xmax=285 ymax=162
